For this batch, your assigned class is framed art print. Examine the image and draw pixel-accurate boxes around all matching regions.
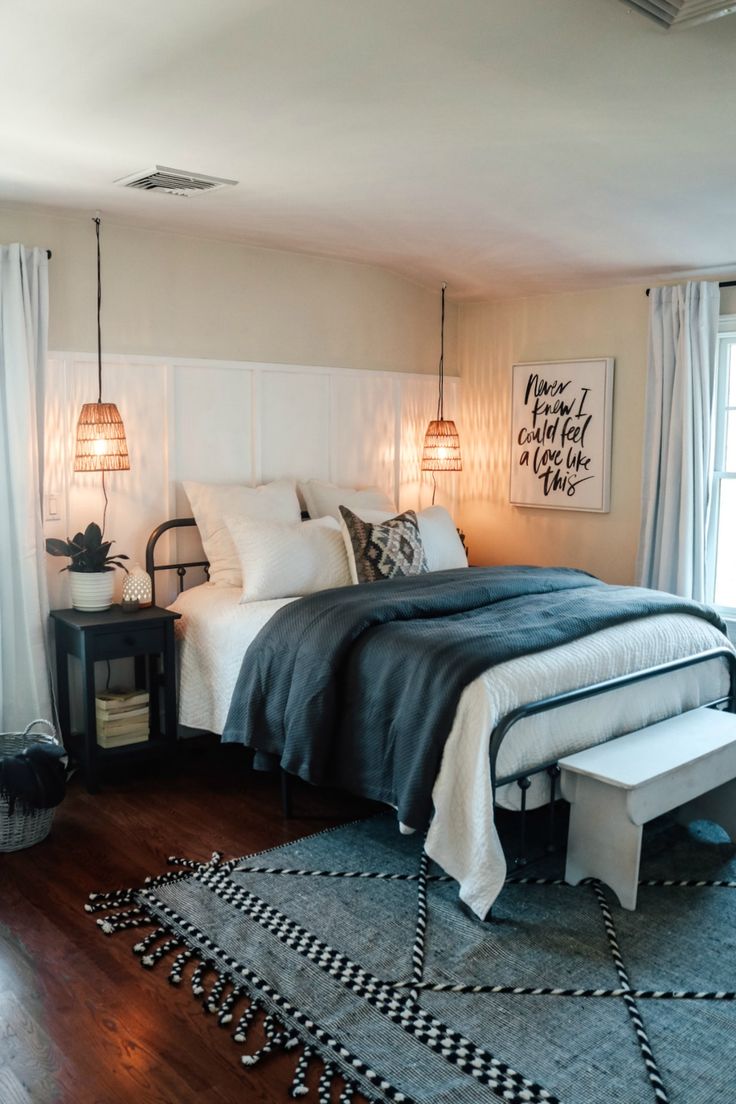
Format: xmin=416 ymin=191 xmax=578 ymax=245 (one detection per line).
xmin=509 ymin=358 xmax=614 ymax=512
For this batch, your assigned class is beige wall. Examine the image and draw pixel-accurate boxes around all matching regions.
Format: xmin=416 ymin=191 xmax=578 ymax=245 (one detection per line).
xmin=0 ymin=204 xmax=455 ymax=374
xmin=720 ymin=286 xmax=736 ymax=315
xmin=457 ymin=285 xmax=650 ymax=585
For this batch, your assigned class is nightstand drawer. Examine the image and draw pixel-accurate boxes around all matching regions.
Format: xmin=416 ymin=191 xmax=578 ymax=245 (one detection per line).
xmin=93 ymin=625 xmax=164 ymax=659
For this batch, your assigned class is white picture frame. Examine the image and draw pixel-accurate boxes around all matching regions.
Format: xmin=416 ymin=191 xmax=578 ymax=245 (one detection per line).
xmin=509 ymin=357 xmax=614 ymax=512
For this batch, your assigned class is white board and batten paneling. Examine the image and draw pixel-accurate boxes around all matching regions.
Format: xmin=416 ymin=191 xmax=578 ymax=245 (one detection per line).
xmin=44 ymin=354 xmax=460 ymax=606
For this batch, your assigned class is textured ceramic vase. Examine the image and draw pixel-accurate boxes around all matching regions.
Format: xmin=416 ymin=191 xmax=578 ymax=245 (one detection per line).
xmin=69 ymin=571 xmax=115 ymax=612
xmin=122 ymin=564 xmax=153 ymax=608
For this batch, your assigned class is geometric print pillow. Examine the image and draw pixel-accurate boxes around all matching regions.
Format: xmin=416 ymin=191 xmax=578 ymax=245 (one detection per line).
xmin=338 ymin=505 xmax=428 ymax=584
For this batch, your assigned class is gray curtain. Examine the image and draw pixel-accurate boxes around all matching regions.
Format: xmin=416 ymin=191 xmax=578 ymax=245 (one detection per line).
xmin=636 ymin=281 xmax=719 ymax=600
xmin=0 ymin=244 xmax=53 ymax=729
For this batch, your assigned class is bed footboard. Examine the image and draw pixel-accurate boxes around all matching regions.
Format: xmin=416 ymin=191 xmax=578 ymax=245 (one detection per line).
xmin=489 ymin=646 xmax=736 ymax=862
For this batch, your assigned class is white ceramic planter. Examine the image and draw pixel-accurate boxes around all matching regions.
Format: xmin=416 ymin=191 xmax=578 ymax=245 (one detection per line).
xmin=69 ymin=571 xmax=115 ymax=612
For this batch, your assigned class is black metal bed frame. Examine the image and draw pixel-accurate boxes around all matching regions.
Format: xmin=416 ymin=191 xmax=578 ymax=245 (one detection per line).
xmin=146 ymin=517 xmax=209 ymax=604
xmin=146 ymin=518 xmax=736 ymax=852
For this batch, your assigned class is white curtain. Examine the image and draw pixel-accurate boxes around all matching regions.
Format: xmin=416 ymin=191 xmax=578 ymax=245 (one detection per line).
xmin=0 ymin=244 xmax=53 ymax=729
xmin=636 ymin=280 xmax=720 ymax=600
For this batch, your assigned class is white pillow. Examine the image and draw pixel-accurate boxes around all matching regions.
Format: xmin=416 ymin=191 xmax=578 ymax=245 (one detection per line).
xmin=299 ymin=479 xmax=396 ymax=522
xmin=183 ymin=479 xmax=301 ymax=588
xmin=225 ymin=515 xmax=353 ymax=601
xmin=349 ymin=505 xmax=468 ymax=574
xmin=416 ymin=506 xmax=468 ymax=572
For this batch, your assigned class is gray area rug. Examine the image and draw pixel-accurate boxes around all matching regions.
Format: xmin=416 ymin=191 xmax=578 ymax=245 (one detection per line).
xmin=89 ymin=814 xmax=736 ymax=1104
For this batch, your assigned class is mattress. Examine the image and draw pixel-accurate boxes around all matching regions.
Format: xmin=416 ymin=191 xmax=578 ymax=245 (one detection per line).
xmin=171 ymin=583 xmax=732 ymax=916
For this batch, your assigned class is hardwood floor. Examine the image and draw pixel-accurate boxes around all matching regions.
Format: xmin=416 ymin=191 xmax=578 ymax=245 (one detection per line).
xmin=0 ymin=741 xmax=377 ymax=1104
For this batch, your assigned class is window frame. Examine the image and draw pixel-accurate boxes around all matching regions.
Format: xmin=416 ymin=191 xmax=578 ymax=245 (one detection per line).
xmin=706 ymin=315 xmax=736 ymax=612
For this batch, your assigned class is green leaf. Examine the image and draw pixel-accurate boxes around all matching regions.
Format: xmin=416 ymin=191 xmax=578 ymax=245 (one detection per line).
xmin=45 ymin=538 xmax=71 ymax=557
xmin=84 ymin=522 xmax=102 ymax=548
xmin=107 ymin=559 xmax=129 ymax=573
xmin=46 ymin=521 xmax=127 ymax=570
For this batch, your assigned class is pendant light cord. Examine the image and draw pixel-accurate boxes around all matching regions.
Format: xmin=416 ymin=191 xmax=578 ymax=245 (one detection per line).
xmin=94 ymin=216 xmax=103 ymax=404
xmin=436 ymin=282 xmax=446 ymax=421
xmin=101 ymin=468 xmax=108 ymax=536
xmin=95 ymin=214 xmax=106 ymax=537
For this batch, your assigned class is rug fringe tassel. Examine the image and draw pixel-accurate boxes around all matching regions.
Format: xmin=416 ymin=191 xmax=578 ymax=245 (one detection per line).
xmin=85 ymin=889 xmax=135 ymax=912
xmin=132 ymin=925 xmax=168 ymax=957
xmin=95 ymin=907 xmax=148 ymax=935
xmin=240 ymin=1012 xmax=297 ymax=1067
xmin=168 ymin=949 xmax=195 ymax=985
xmin=190 ymin=960 xmax=212 ymax=998
xmin=318 ymin=1063 xmax=336 ymax=1104
xmin=288 ymin=1049 xmax=359 ymax=1103
xmin=232 ymin=998 xmax=261 ymax=1044
xmin=290 ymin=1044 xmax=314 ymax=1096
xmin=165 ymin=851 xmax=224 ymax=871
xmin=338 ymin=1080 xmax=356 ymax=1103
xmin=205 ymin=971 xmax=229 ymax=1014
xmin=141 ymin=936 xmax=182 ymax=969
xmin=217 ymin=985 xmax=243 ymax=1025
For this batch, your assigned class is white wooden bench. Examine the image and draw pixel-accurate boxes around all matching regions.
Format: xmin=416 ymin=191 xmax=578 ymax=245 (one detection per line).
xmin=559 ymin=707 xmax=736 ymax=909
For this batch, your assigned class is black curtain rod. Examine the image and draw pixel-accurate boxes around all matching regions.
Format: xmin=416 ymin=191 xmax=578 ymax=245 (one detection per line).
xmin=646 ymin=279 xmax=736 ymax=296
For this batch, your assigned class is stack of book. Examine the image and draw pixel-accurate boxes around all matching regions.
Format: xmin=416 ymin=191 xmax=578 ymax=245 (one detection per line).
xmin=95 ymin=690 xmax=150 ymax=748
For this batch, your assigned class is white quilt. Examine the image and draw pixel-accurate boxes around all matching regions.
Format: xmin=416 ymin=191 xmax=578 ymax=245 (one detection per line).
xmin=170 ymin=585 xmax=733 ymax=917
xmin=171 ymin=584 xmax=297 ymax=735
xmin=425 ymin=612 xmax=731 ymax=916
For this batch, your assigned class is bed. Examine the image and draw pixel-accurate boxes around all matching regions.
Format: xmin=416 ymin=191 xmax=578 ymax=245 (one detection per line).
xmin=148 ymin=514 xmax=736 ymax=919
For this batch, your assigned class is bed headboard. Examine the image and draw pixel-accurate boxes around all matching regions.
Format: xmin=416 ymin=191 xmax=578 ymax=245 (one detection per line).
xmin=145 ymin=518 xmax=209 ymax=606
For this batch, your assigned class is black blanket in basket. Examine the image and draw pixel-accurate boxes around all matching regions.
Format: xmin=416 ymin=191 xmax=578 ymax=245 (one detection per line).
xmin=0 ymin=743 xmax=67 ymax=813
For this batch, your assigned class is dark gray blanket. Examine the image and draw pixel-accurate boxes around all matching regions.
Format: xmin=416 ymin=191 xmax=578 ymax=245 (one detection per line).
xmin=222 ymin=566 xmax=727 ymax=829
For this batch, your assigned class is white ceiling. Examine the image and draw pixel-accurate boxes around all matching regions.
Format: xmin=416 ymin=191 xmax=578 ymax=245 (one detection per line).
xmin=2 ymin=0 xmax=736 ymax=299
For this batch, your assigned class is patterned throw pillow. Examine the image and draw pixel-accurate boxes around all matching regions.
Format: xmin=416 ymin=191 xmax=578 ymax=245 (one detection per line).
xmin=339 ymin=505 xmax=428 ymax=584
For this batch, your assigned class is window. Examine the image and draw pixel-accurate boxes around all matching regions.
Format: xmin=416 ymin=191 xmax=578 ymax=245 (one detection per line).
xmin=708 ymin=321 xmax=736 ymax=608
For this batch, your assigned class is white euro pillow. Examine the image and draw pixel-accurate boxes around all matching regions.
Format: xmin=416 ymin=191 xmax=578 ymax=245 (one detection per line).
xmin=347 ymin=505 xmax=468 ymax=575
xmin=299 ymin=479 xmax=396 ymax=522
xmin=225 ymin=515 xmax=353 ymax=601
xmin=182 ymin=479 xmax=301 ymax=588
xmin=417 ymin=506 xmax=469 ymax=572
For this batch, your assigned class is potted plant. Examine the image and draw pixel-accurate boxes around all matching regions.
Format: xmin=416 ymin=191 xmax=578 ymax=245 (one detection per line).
xmin=46 ymin=523 xmax=129 ymax=612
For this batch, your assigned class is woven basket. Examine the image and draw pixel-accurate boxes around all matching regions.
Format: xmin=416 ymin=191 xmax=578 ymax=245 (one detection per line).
xmin=0 ymin=719 xmax=61 ymax=852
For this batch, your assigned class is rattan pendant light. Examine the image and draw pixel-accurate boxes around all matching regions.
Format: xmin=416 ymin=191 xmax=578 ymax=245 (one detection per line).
xmin=421 ymin=283 xmax=462 ymax=502
xmin=73 ymin=217 xmax=130 ymax=475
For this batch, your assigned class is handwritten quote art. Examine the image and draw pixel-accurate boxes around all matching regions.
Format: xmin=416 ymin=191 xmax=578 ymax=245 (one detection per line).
xmin=509 ymin=358 xmax=614 ymax=512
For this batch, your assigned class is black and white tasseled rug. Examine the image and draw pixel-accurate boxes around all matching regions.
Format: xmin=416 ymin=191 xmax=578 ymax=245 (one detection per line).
xmin=88 ymin=814 xmax=736 ymax=1104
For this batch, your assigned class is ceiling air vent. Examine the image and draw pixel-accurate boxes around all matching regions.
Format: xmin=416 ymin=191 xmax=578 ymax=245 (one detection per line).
xmin=115 ymin=166 xmax=237 ymax=197
xmin=619 ymin=0 xmax=736 ymax=28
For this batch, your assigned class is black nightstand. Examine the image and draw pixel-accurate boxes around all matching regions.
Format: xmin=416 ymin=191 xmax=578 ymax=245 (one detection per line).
xmin=50 ymin=605 xmax=181 ymax=792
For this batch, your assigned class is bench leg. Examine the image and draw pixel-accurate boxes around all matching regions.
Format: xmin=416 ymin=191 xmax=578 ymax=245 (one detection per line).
xmin=676 ymin=779 xmax=736 ymax=841
xmin=563 ymin=777 xmax=642 ymax=910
